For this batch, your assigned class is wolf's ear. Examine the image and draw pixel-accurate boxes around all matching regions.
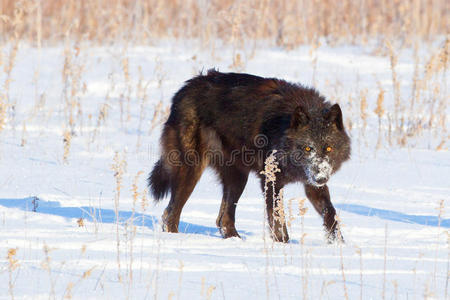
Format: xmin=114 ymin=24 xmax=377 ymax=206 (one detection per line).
xmin=291 ymin=106 xmax=310 ymax=128
xmin=324 ymin=104 xmax=344 ymax=130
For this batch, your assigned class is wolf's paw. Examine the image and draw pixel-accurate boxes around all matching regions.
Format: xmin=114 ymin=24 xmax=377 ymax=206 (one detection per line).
xmin=271 ymin=231 xmax=290 ymax=243
xmin=161 ymin=210 xmax=178 ymax=233
xmin=219 ymin=226 xmax=241 ymax=239
xmin=325 ymin=230 xmax=344 ymax=244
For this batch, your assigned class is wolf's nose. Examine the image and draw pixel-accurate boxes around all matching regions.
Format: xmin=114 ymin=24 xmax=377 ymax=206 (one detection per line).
xmin=314 ymin=177 xmax=327 ymax=185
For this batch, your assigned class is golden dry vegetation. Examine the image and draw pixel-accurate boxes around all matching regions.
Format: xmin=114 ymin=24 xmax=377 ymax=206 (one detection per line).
xmin=0 ymin=0 xmax=448 ymax=47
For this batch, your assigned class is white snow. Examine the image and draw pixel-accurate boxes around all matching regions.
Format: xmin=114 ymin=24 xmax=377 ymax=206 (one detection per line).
xmin=0 ymin=41 xmax=448 ymax=299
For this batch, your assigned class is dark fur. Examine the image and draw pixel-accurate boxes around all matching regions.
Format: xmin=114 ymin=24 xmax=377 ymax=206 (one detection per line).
xmin=148 ymin=70 xmax=351 ymax=243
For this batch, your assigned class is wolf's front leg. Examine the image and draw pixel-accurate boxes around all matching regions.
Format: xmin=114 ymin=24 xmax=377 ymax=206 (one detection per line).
xmin=262 ymin=181 xmax=289 ymax=243
xmin=304 ymin=184 xmax=343 ymax=243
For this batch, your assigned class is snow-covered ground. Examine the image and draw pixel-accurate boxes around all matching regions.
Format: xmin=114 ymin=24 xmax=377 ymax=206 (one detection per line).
xmin=0 ymin=42 xmax=448 ymax=299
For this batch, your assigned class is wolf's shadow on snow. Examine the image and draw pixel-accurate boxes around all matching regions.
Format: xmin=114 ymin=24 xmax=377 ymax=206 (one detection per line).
xmin=0 ymin=198 xmax=448 ymax=238
xmin=0 ymin=197 xmax=227 ymax=236
xmin=335 ymin=203 xmax=450 ymax=228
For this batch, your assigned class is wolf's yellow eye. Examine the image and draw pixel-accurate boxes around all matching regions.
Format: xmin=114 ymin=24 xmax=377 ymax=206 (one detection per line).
xmin=305 ymin=146 xmax=311 ymax=152
xmin=326 ymin=146 xmax=332 ymax=152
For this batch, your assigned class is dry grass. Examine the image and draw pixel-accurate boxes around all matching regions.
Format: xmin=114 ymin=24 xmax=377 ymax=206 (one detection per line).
xmin=374 ymin=86 xmax=385 ymax=150
xmin=7 ymin=248 xmax=19 ymax=300
xmin=112 ymin=150 xmax=127 ymax=282
xmin=0 ymin=0 xmax=447 ymax=48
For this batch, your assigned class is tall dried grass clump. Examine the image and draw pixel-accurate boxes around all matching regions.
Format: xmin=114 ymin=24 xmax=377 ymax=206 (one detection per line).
xmin=0 ymin=0 xmax=447 ymax=48
xmin=111 ymin=151 xmax=127 ymax=282
xmin=260 ymin=150 xmax=287 ymax=241
xmin=7 ymin=248 xmax=19 ymax=300
xmin=374 ymin=86 xmax=385 ymax=150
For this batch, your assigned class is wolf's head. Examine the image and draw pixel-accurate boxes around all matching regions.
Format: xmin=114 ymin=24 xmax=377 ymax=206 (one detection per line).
xmin=284 ymin=104 xmax=351 ymax=187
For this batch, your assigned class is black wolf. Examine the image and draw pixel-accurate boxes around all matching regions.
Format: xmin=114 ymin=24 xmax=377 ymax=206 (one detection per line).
xmin=148 ymin=70 xmax=350 ymax=243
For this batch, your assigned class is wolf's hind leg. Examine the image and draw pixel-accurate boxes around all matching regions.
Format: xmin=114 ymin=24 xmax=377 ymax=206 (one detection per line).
xmin=162 ymin=164 xmax=204 ymax=233
xmin=215 ymin=166 xmax=249 ymax=238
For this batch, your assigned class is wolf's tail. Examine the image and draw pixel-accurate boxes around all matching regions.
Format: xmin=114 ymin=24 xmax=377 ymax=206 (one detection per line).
xmin=148 ymin=159 xmax=171 ymax=202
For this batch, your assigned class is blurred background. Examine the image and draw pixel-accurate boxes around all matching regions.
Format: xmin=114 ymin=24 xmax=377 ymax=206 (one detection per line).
xmin=0 ymin=0 xmax=447 ymax=47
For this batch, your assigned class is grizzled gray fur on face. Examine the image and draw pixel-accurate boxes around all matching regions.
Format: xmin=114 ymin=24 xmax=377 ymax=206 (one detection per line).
xmin=148 ymin=69 xmax=351 ymax=243
xmin=279 ymin=104 xmax=350 ymax=187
